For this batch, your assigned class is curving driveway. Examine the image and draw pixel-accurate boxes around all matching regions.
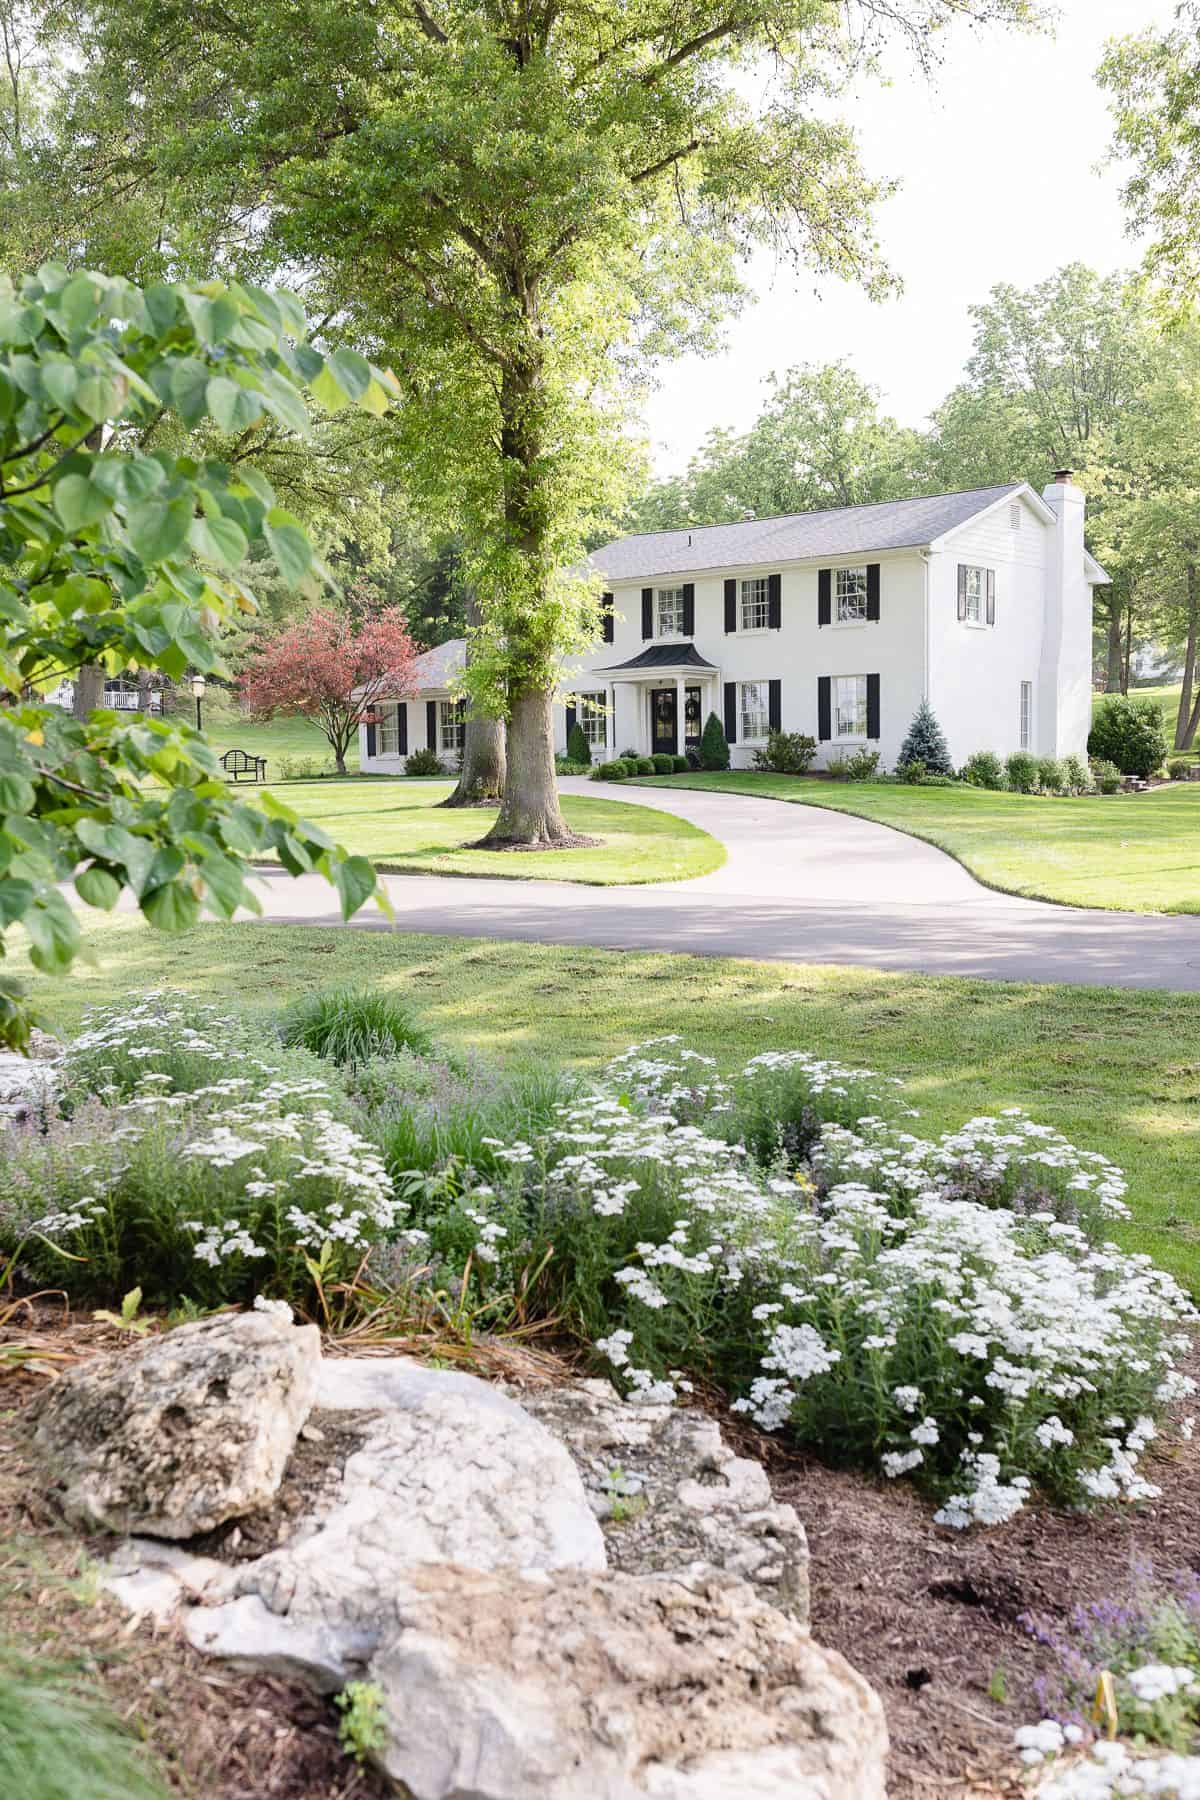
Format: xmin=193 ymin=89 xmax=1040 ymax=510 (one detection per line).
xmin=244 ymin=778 xmax=1200 ymax=993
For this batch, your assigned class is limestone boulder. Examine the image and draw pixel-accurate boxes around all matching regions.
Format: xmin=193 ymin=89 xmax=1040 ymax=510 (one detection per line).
xmin=367 ymin=1564 xmax=886 ymax=1800
xmin=31 ymin=1310 xmax=320 ymax=1537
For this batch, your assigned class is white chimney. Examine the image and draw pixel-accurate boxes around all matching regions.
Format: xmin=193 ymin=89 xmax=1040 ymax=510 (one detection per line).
xmin=1039 ymin=471 xmax=1092 ymax=758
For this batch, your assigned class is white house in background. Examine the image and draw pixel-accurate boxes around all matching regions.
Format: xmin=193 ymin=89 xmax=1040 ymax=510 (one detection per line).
xmin=359 ymin=476 xmax=1107 ymax=774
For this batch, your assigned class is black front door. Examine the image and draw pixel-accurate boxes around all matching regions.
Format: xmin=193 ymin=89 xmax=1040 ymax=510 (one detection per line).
xmin=650 ymin=687 xmax=677 ymax=755
xmin=684 ymin=685 xmax=702 ymax=748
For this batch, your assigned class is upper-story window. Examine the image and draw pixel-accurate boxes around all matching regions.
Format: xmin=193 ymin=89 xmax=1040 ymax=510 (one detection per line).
xmin=963 ymin=566 xmax=985 ymax=623
xmin=657 ymin=586 xmax=686 ymax=636
xmin=740 ymin=576 xmax=769 ymax=631
xmin=836 ymin=566 xmax=869 ymax=622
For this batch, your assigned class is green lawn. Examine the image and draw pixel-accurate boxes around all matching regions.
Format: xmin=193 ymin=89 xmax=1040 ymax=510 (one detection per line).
xmin=201 ymin=702 xmax=354 ymax=772
xmin=257 ymin=778 xmax=724 ymax=884
xmin=631 ymin=771 xmax=1200 ymax=912
xmin=22 ymin=916 xmax=1200 ymax=1293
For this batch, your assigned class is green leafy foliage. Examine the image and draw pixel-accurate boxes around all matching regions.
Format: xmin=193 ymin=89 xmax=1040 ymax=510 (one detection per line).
xmin=1005 ymin=752 xmax=1039 ymax=794
xmin=1088 ymin=696 xmax=1168 ymax=778
xmin=699 ymin=712 xmax=730 ymax=772
xmin=897 ymin=700 xmax=954 ymax=776
xmin=0 ymin=265 xmax=399 ymax=1048
xmin=961 ymin=751 xmax=1005 ymax=789
xmin=404 ymin=748 xmax=443 ymax=777
xmin=751 ymin=731 xmax=816 ymax=775
xmin=278 ymin=987 xmax=433 ymax=1067
xmin=566 ymin=720 xmax=591 ymax=767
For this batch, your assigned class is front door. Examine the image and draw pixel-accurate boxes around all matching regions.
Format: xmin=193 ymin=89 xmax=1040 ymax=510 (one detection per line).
xmin=684 ymin=685 xmax=702 ymax=749
xmin=650 ymin=687 xmax=677 ymax=756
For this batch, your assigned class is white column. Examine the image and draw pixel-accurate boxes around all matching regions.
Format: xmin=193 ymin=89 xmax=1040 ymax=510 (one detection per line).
xmin=607 ymin=682 xmax=616 ymax=757
xmin=675 ymin=674 xmax=686 ymax=758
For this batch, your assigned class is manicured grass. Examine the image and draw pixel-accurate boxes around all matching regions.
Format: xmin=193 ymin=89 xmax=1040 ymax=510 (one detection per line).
xmin=256 ymin=778 xmax=724 ymax=884
xmin=22 ymin=916 xmax=1200 ymax=1294
xmin=629 ymin=771 xmax=1200 ymax=912
xmin=201 ymin=702 xmax=354 ymax=771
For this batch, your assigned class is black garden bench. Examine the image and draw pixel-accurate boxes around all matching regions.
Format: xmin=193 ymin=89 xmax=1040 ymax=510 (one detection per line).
xmin=219 ymin=748 xmax=268 ymax=783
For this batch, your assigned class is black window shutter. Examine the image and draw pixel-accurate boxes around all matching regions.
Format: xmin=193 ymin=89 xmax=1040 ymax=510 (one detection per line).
xmin=565 ymin=702 xmax=576 ymax=735
xmin=397 ymin=703 xmax=408 ymax=755
xmin=602 ymin=591 xmax=614 ymax=645
xmin=768 ymin=572 xmax=782 ymax=630
xmin=866 ymin=564 xmax=880 ymax=621
xmin=818 ymin=569 xmax=831 ymax=627
xmin=426 ymin=699 xmax=437 ymax=749
xmin=365 ymin=720 xmax=376 ymax=757
xmin=724 ymin=577 xmax=737 ymax=633
xmin=957 ymin=564 xmax=967 ymax=621
xmin=641 ymin=588 xmax=653 ymax=638
xmin=682 ymin=582 xmax=695 ymax=636
xmin=986 ymin=569 xmax=996 ymax=626
xmin=867 ymin=673 xmax=880 ymax=740
xmin=723 ymin=680 xmax=737 ymax=744
xmin=817 ymin=675 xmax=832 ymax=741
xmin=768 ymin=678 xmax=782 ymax=732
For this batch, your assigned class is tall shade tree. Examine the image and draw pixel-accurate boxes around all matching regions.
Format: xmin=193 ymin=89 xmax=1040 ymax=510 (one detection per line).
xmin=239 ymin=607 xmax=419 ymax=774
xmin=70 ymin=0 xmax=1039 ymax=847
xmin=0 ymin=264 xmax=397 ymax=1048
xmin=1100 ymin=4 xmax=1200 ymax=311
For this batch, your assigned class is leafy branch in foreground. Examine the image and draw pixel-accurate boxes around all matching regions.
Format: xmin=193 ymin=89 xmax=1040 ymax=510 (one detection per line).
xmin=0 ymin=263 xmax=398 ymax=1048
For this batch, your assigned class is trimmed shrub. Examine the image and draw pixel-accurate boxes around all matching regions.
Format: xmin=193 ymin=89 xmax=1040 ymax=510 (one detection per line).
xmin=1088 ymin=695 xmax=1168 ymax=778
xmin=595 ymin=759 xmax=629 ymax=780
xmin=636 ymin=757 xmax=655 ymax=775
xmin=899 ymin=758 xmax=925 ymax=784
xmin=566 ymin=720 xmax=592 ymax=767
xmin=279 ymin=986 xmax=433 ymax=1065
xmin=1091 ymin=757 xmax=1122 ymax=794
xmin=825 ymin=753 xmax=849 ymax=779
xmin=1060 ymin=754 xmax=1091 ymax=794
xmin=699 ymin=711 xmax=731 ymax=771
xmin=555 ymin=756 xmax=590 ymax=775
xmin=405 ymin=747 xmax=443 ymax=776
xmin=897 ymin=699 xmax=954 ymax=776
xmin=671 ymin=754 xmax=689 ymax=772
xmin=752 ymin=730 xmax=816 ymax=775
xmin=961 ymin=750 xmax=1004 ymax=790
xmin=1005 ymin=751 xmax=1039 ymax=793
xmin=844 ymin=748 xmax=881 ymax=781
xmin=1168 ymin=756 xmax=1192 ymax=781
xmin=1036 ymin=756 xmax=1064 ymax=794
xmin=651 ymin=753 xmax=675 ymax=774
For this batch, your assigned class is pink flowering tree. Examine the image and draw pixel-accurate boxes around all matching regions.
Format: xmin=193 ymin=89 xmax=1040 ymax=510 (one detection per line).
xmin=239 ymin=608 xmax=419 ymax=774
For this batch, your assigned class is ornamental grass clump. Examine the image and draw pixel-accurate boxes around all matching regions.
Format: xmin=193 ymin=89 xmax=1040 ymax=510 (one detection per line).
xmin=0 ymin=1643 xmax=172 ymax=1800
xmin=278 ymin=986 xmax=433 ymax=1066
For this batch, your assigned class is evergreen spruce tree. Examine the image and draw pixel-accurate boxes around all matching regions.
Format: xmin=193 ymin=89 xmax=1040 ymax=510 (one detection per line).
xmin=699 ymin=711 xmax=731 ymax=771
xmin=896 ymin=700 xmax=954 ymax=775
xmin=566 ymin=719 xmax=592 ymax=766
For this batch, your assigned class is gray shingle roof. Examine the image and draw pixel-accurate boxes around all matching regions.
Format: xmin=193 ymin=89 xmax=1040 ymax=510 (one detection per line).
xmin=588 ymin=486 xmax=1023 ymax=582
xmin=408 ymin=638 xmax=465 ymax=687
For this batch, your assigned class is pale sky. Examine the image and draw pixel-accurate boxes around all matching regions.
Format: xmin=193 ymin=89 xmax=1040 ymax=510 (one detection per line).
xmin=644 ymin=0 xmax=1177 ymax=474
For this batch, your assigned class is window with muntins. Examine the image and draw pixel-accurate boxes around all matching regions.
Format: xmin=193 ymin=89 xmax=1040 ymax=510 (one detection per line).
xmin=834 ymin=674 xmax=869 ymax=739
xmin=740 ymin=576 xmax=769 ymax=631
xmin=836 ymin=566 xmax=868 ymax=622
xmin=657 ymin=586 xmax=685 ymax=636
xmin=1020 ymin=680 xmax=1032 ymax=751
xmin=578 ymin=691 xmax=607 ymax=750
xmin=739 ymin=680 xmax=770 ymax=742
xmin=438 ymin=699 xmax=466 ymax=753
xmin=377 ymin=707 xmax=400 ymax=755
xmin=963 ymin=566 xmax=985 ymax=623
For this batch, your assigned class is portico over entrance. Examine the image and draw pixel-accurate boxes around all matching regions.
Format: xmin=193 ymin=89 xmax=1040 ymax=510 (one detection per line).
xmin=590 ymin=643 xmax=719 ymax=760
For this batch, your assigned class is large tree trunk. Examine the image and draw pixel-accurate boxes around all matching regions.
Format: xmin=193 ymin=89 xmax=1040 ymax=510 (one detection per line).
xmin=442 ymin=590 xmax=506 ymax=806
xmin=71 ymin=664 xmax=106 ymax=718
xmin=1175 ymin=562 xmax=1199 ymax=750
xmin=481 ymin=683 xmax=570 ymax=846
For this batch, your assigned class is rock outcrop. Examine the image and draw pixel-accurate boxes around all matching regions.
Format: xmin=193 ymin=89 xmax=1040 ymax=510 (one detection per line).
xmin=43 ymin=1315 xmax=887 ymax=1799
xmin=31 ymin=1309 xmax=321 ymax=1537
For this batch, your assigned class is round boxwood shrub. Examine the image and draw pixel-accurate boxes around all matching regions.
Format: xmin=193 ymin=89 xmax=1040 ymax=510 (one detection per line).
xmin=595 ymin=758 xmax=629 ymax=780
xmin=1005 ymin=751 xmax=1039 ymax=793
xmin=405 ymin=747 xmax=444 ymax=777
xmin=961 ymin=750 xmax=1004 ymax=790
xmin=651 ymin=753 xmax=674 ymax=774
xmin=672 ymin=754 xmax=689 ymax=772
xmin=636 ymin=757 xmax=655 ymax=775
xmin=1036 ymin=756 xmax=1064 ymax=795
xmin=1088 ymin=695 xmax=1168 ymax=778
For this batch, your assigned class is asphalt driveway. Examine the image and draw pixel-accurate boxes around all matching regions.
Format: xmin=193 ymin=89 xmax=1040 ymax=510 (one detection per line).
xmin=243 ymin=779 xmax=1200 ymax=993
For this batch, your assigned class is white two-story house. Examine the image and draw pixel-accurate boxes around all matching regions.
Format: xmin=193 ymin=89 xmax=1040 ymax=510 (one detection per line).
xmin=359 ymin=476 xmax=1106 ymax=774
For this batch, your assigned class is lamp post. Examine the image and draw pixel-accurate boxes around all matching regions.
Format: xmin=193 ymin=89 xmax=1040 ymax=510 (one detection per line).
xmin=191 ymin=673 xmax=206 ymax=732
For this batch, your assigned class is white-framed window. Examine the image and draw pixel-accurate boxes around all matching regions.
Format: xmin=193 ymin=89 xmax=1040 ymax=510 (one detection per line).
xmin=1020 ymin=680 xmax=1032 ymax=751
xmin=657 ymin=586 xmax=685 ymax=637
xmin=577 ymin=691 xmax=607 ymax=750
xmin=963 ymin=565 xmax=985 ymax=623
xmin=836 ymin=566 xmax=869 ymax=623
xmin=377 ymin=705 xmax=401 ymax=755
xmin=739 ymin=679 xmax=770 ymax=743
xmin=740 ymin=576 xmax=769 ymax=631
xmin=834 ymin=674 xmax=869 ymax=740
xmin=438 ymin=698 xmax=465 ymax=754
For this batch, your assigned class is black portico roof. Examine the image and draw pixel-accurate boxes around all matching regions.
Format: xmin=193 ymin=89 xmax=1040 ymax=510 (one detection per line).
xmin=596 ymin=643 xmax=718 ymax=673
